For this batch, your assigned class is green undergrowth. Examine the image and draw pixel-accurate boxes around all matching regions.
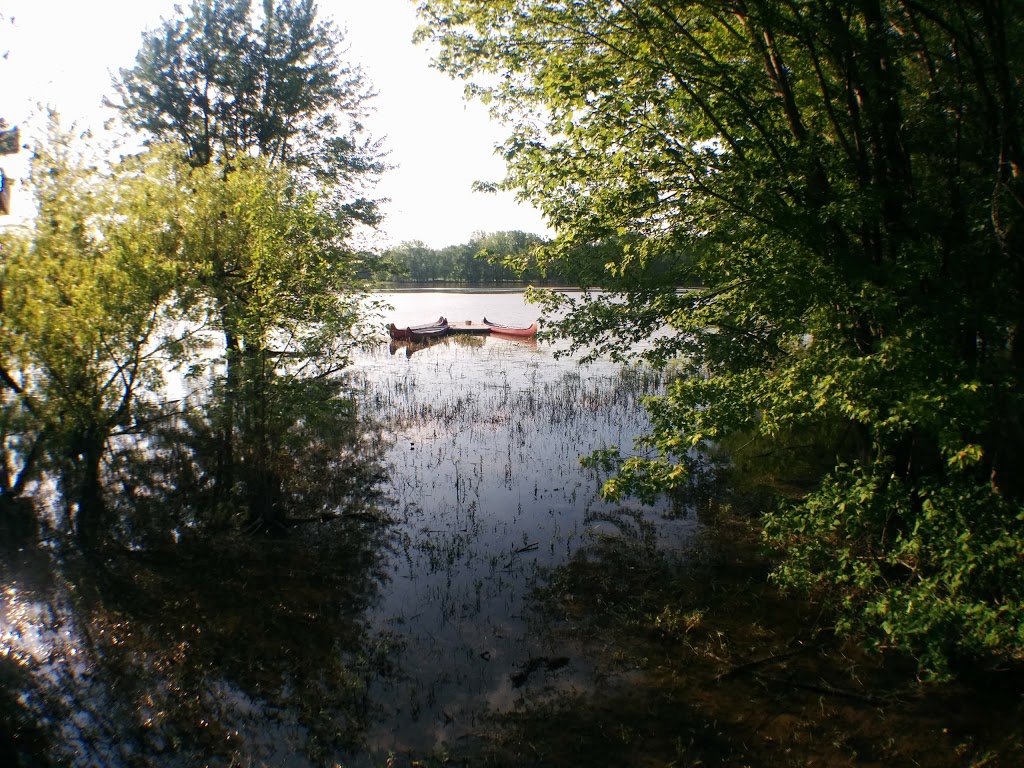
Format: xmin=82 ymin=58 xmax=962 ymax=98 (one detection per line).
xmin=409 ymin=504 xmax=1024 ymax=768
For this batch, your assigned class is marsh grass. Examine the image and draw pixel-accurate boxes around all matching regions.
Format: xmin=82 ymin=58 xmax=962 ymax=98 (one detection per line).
xmin=342 ymin=339 xmax=697 ymax=761
xmin=348 ymin=337 xmax=1024 ymax=768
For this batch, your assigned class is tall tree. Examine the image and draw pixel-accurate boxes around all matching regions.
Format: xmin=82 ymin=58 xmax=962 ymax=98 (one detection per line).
xmin=111 ymin=0 xmax=386 ymax=353
xmin=419 ymin=0 xmax=1024 ymax=673
xmin=0 ymin=115 xmax=380 ymax=543
xmin=111 ymin=0 xmax=384 ymax=200
xmin=112 ymin=0 xmax=389 ymax=533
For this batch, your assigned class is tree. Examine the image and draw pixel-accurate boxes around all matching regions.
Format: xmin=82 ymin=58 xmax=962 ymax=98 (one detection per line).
xmin=384 ymin=231 xmax=551 ymax=283
xmin=111 ymin=0 xmax=386 ymax=358
xmin=167 ymin=151 xmax=388 ymax=531
xmin=111 ymin=0 xmax=384 ymax=197
xmin=419 ymin=0 xmax=1024 ymax=674
xmin=0 ymin=111 xmax=383 ymax=544
xmin=0 ymin=117 xmax=185 ymax=547
xmin=109 ymin=1 xmax=388 ymax=534
xmin=171 ymin=152 xmax=383 ymax=369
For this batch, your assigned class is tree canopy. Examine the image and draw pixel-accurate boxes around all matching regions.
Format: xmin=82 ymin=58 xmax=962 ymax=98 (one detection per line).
xmin=110 ymin=0 xmax=386 ymax=363
xmin=112 ymin=0 xmax=382 ymax=182
xmin=384 ymin=230 xmax=553 ymax=283
xmin=419 ymin=0 xmax=1024 ymax=673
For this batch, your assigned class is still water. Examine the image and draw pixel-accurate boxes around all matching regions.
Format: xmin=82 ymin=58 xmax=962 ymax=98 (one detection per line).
xmin=354 ymin=291 xmax=695 ymax=761
xmin=0 ymin=290 xmax=698 ymax=766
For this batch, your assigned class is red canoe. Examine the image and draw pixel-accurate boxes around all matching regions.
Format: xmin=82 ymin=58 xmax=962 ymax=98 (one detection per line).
xmin=482 ymin=318 xmax=539 ymax=338
xmin=388 ymin=316 xmax=449 ymax=341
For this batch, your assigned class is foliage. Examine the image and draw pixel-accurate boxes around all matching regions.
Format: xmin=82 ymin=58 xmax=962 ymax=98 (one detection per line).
xmin=106 ymin=0 xmax=388 ymax=535
xmin=0 ymin=113 xmax=382 ymax=543
xmin=164 ymin=149 xmax=386 ymax=370
xmin=419 ymin=0 xmax=1024 ymax=673
xmin=0 ymin=122 xmax=17 ymax=156
xmin=111 ymin=0 xmax=385 ymax=203
xmin=383 ymin=230 xmax=552 ymax=283
xmin=111 ymin=0 xmax=387 ymax=359
xmin=0 ymin=117 xmax=185 ymax=543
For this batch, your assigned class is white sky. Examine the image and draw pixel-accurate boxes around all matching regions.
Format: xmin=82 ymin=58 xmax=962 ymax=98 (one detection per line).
xmin=0 ymin=0 xmax=549 ymax=248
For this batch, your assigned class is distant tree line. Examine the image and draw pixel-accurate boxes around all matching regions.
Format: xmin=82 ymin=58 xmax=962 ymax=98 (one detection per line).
xmin=383 ymin=230 xmax=564 ymax=284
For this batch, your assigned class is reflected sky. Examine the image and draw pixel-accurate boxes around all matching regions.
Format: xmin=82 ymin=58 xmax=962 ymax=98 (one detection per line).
xmin=0 ymin=291 xmax=698 ymax=767
xmin=349 ymin=293 xmax=697 ymax=762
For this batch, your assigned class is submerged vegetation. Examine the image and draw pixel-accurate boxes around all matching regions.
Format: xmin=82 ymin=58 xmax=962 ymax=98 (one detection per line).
xmin=420 ymin=0 xmax=1024 ymax=677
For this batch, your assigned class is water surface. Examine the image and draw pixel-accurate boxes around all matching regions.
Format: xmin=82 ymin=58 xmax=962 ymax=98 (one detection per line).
xmin=0 ymin=289 xmax=698 ymax=766
xmin=351 ymin=291 xmax=695 ymax=761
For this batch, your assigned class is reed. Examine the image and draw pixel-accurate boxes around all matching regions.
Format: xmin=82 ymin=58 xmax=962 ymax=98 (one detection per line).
xmin=339 ymin=339 xmax=696 ymax=758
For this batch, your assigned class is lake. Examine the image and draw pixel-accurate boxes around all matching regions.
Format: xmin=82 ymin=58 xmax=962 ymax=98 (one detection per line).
xmin=0 ymin=289 xmax=700 ymax=767
xmin=350 ymin=291 xmax=696 ymax=762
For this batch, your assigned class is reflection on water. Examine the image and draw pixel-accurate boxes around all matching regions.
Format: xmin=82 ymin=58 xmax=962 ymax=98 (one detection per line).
xmin=1 ymin=525 xmax=395 ymax=767
xmin=0 ymin=291 xmax=697 ymax=766
xmin=349 ymin=308 xmax=696 ymax=762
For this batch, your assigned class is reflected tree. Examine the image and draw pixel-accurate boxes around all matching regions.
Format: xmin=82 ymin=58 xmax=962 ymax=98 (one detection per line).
xmin=0 ymin=365 xmax=396 ymax=765
xmin=112 ymin=372 xmax=390 ymax=542
xmin=1 ymin=509 xmax=396 ymax=767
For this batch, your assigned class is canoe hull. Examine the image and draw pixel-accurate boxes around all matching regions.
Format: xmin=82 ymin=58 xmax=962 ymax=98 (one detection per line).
xmin=409 ymin=326 xmax=448 ymax=342
xmin=387 ymin=317 xmax=538 ymax=341
xmin=389 ymin=316 xmax=448 ymax=341
xmin=483 ymin=318 xmax=539 ymax=338
xmin=447 ymin=321 xmax=492 ymax=335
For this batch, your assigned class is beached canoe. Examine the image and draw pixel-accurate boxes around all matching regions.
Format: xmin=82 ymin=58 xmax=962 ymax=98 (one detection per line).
xmin=483 ymin=318 xmax=539 ymax=338
xmin=388 ymin=316 xmax=448 ymax=341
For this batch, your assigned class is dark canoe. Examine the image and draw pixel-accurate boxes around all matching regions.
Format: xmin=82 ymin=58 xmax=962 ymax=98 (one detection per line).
xmin=388 ymin=316 xmax=448 ymax=341
xmin=482 ymin=318 xmax=539 ymax=338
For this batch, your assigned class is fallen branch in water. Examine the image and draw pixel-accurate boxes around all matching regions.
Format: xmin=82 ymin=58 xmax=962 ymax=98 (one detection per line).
xmin=753 ymin=673 xmax=886 ymax=704
xmin=717 ymin=643 xmax=820 ymax=681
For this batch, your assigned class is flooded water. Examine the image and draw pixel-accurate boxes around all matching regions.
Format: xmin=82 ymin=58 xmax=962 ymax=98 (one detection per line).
xmin=349 ymin=291 xmax=696 ymax=762
xmin=0 ymin=289 xmax=699 ymax=767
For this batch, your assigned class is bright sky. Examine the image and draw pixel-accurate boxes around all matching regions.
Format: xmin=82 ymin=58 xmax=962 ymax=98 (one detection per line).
xmin=0 ymin=0 xmax=549 ymax=248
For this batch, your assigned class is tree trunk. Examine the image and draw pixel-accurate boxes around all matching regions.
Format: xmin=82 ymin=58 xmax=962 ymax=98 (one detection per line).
xmin=68 ymin=430 xmax=107 ymax=550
